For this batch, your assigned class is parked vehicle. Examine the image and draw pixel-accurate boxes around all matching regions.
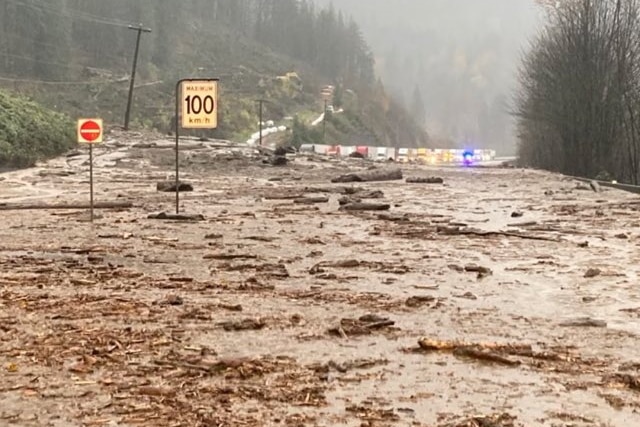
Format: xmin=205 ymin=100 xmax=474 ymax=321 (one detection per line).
xmin=327 ymin=145 xmax=341 ymax=156
xmin=376 ymin=147 xmax=387 ymax=161
xmin=355 ymin=146 xmax=369 ymax=157
xmin=386 ymin=147 xmax=397 ymax=161
xmin=341 ymin=145 xmax=356 ymax=157
xmin=364 ymin=146 xmax=376 ymax=160
xmin=397 ymin=148 xmax=409 ymax=162
xmin=417 ymin=148 xmax=428 ymax=164
xmin=313 ymin=144 xmax=329 ymax=155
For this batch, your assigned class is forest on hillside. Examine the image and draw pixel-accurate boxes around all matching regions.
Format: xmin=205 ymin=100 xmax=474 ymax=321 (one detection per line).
xmin=315 ymin=0 xmax=543 ymax=153
xmin=0 ymin=0 xmax=428 ymax=148
xmin=0 ymin=0 xmax=374 ymax=86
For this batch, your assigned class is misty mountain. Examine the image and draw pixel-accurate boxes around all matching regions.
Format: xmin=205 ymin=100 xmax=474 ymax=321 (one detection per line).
xmin=315 ymin=0 xmax=544 ymax=154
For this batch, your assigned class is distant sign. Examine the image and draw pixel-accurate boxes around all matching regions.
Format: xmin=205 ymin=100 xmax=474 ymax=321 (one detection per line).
xmin=180 ymin=80 xmax=218 ymax=129
xmin=77 ymin=119 xmax=103 ymax=143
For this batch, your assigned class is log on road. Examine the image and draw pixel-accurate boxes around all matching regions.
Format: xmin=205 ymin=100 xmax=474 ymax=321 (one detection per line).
xmin=331 ymin=168 xmax=402 ymax=183
xmin=294 ymin=197 xmax=330 ymax=204
xmin=0 ymin=201 xmax=133 ymax=211
xmin=340 ymin=203 xmax=391 ymax=211
xmin=406 ymin=177 xmax=444 ymax=184
xmin=148 ymin=212 xmax=205 ymax=221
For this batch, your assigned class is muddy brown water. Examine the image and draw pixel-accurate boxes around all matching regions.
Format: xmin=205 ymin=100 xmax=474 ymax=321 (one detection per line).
xmin=1 ymin=133 xmax=640 ymax=426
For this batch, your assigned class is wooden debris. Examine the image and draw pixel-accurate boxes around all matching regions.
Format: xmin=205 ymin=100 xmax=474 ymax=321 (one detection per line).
xmin=406 ymin=177 xmax=444 ymax=184
xmin=147 ymin=212 xmax=205 ymax=221
xmin=340 ymin=203 xmax=391 ymax=212
xmin=0 ymin=201 xmax=133 ymax=211
xmin=464 ymin=264 xmax=493 ymax=279
xmin=329 ymin=315 xmax=395 ymax=338
xmin=559 ymin=317 xmax=607 ymax=328
xmin=417 ymin=339 xmax=527 ymax=367
xmin=443 ymin=413 xmax=519 ymax=427
xmin=331 ymin=168 xmax=403 ymax=183
xmin=263 ymin=193 xmax=304 ymax=200
xmin=219 ymin=318 xmax=266 ymax=331
xmin=604 ymin=373 xmax=640 ymax=391
xmin=436 ymin=226 xmax=561 ymax=242
xmin=294 ymin=197 xmax=329 ymax=204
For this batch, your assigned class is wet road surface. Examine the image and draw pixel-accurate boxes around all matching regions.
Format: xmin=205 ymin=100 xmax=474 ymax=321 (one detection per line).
xmin=1 ymin=131 xmax=640 ymax=426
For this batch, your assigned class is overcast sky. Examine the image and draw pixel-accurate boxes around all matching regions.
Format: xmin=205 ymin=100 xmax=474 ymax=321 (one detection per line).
xmin=314 ymin=0 xmax=545 ymax=153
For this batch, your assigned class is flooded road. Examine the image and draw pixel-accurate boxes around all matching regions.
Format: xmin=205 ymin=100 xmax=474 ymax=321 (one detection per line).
xmin=1 ymin=131 xmax=640 ymax=426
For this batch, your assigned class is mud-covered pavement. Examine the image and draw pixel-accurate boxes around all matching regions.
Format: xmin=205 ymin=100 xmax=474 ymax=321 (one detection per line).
xmin=1 ymin=131 xmax=640 ymax=427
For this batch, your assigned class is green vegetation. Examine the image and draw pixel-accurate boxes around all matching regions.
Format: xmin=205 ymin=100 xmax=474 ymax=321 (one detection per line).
xmin=289 ymin=117 xmax=323 ymax=148
xmin=0 ymin=89 xmax=74 ymax=169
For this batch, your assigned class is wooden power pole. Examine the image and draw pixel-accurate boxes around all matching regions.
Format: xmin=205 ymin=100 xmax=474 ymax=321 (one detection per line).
xmin=124 ymin=24 xmax=152 ymax=131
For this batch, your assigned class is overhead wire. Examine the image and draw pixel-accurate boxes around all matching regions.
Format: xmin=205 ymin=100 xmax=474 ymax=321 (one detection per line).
xmin=4 ymin=0 xmax=135 ymax=29
xmin=1 ymin=31 xmax=130 ymax=66
xmin=0 ymin=75 xmax=120 ymax=85
xmin=0 ymin=1 xmax=142 ymax=86
xmin=0 ymin=52 xmax=93 ymax=71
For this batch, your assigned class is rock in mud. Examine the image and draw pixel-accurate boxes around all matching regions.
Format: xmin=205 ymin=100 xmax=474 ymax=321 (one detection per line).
xmin=584 ymin=268 xmax=601 ymax=278
xmin=405 ymin=295 xmax=436 ymax=308
xmin=269 ymin=155 xmax=288 ymax=166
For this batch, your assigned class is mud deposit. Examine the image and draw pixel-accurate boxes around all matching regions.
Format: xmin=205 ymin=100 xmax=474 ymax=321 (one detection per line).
xmin=1 ymin=132 xmax=640 ymax=426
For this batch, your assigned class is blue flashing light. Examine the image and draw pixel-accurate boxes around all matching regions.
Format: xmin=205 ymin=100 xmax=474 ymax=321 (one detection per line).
xmin=462 ymin=150 xmax=474 ymax=166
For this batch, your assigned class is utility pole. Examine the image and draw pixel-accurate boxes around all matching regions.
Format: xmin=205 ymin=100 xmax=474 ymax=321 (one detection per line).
xmin=258 ymin=99 xmax=264 ymax=146
xmin=124 ymin=24 xmax=152 ymax=131
xmin=322 ymin=99 xmax=328 ymax=143
xmin=256 ymin=99 xmax=270 ymax=146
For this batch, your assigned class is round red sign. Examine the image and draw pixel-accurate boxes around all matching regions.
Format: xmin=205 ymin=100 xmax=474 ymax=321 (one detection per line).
xmin=80 ymin=120 xmax=101 ymax=142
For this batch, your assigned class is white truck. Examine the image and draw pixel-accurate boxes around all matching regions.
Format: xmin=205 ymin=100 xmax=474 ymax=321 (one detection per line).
xmin=386 ymin=147 xmax=397 ymax=161
xmin=397 ymin=148 xmax=409 ymax=163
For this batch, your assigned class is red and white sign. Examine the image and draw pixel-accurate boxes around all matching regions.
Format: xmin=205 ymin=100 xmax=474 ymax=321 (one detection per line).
xmin=77 ymin=119 xmax=103 ymax=143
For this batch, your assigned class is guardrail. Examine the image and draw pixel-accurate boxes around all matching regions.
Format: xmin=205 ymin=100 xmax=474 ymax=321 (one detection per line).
xmin=569 ymin=175 xmax=640 ymax=195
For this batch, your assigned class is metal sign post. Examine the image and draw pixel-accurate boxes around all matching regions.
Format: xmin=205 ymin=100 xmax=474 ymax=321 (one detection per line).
xmin=174 ymin=78 xmax=219 ymax=214
xmin=77 ymin=119 xmax=103 ymax=222
xmin=89 ymin=144 xmax=94 ymax=221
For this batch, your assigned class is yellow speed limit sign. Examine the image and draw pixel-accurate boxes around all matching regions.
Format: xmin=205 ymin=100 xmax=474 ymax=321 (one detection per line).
xmin=181 ymin=79 xmax=218 ymax=129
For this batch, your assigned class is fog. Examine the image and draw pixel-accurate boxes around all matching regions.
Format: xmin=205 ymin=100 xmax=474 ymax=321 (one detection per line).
xmin=315 ymin=0 xmax=545 ymax=154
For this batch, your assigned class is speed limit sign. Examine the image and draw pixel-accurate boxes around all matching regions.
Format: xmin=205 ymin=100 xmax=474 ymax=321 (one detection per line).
xmin=180 ymin=79 xmax=218 ymax=129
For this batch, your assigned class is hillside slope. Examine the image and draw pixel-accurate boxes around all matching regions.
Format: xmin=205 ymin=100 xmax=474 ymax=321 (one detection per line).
xmin=0 ymin=0 xmax=428 ymax=151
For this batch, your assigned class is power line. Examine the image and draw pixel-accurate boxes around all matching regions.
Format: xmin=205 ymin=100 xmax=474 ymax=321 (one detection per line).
xmin=0 ymin=75 xmax=119 ymax=85
xmin=0 ymin=52 xmax=92 ymax=71
xmin=0 ymin=32 xmax=129 ymax=66
xmin=5 ymin=0 xmax=133 ymax=29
